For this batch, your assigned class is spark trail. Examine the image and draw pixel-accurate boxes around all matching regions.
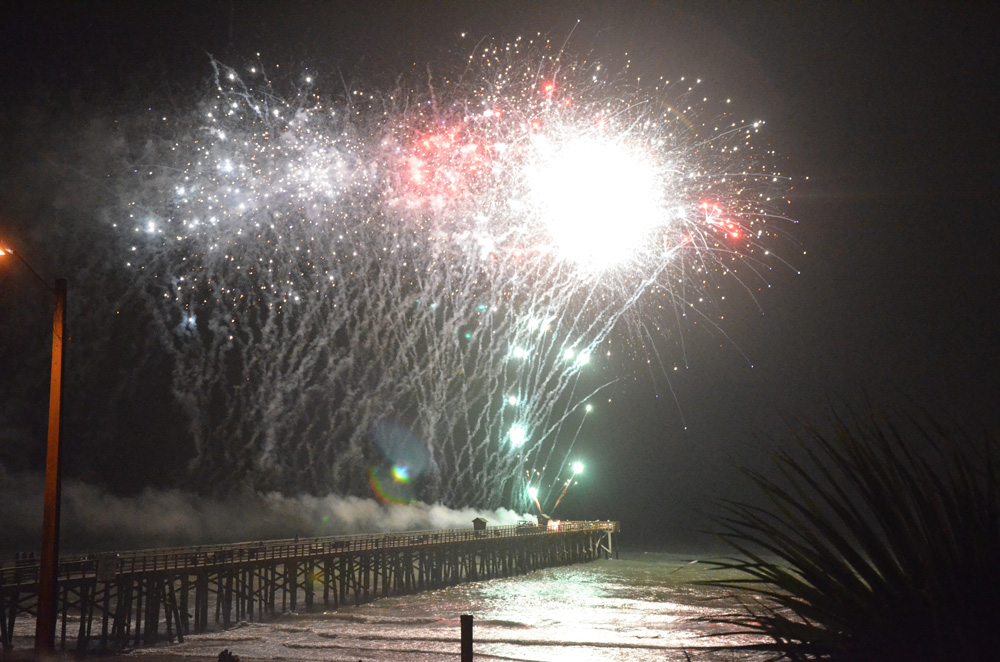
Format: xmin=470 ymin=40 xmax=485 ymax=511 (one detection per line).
xmin=119 ymin=39 xmax=793 ymax=510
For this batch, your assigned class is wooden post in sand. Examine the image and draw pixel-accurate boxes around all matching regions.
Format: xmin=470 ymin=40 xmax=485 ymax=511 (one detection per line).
xmin=461 ymin=614 xmax=473 ymax=661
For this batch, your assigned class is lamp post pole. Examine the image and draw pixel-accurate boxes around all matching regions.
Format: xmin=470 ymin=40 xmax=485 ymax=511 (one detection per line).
xmin=1 ymin=241 xmax=66 ymax=652
xmin=35 ymin=277 xmax=66 ymax=652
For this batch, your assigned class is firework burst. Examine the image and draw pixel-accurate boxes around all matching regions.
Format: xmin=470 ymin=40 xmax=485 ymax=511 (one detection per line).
xmin=118 ymin=38 xmax=794 ymax=509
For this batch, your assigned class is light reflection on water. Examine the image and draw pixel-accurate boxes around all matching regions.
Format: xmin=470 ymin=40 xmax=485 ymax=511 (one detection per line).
xmin=116 ymin=551 xmax=768 ymax=662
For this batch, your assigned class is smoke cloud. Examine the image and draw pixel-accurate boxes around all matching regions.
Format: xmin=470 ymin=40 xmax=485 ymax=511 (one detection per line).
xmin=0 ymin=465 xmax=529 ymax=555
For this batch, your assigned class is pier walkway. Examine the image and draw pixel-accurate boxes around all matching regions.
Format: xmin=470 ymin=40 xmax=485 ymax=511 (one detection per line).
xmin=1 ymin=520 xmax=617 ymax=652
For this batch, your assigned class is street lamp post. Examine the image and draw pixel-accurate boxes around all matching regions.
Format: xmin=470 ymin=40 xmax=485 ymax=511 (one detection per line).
xmin=36 ymin=277 xmax=66 ymax=652
xmin=0 ymin=242 xmax=66 ymax=652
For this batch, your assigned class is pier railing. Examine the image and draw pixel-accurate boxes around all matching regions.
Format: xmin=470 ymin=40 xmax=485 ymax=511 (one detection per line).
xmin=2 ymin=520 xmax=616 ymax=583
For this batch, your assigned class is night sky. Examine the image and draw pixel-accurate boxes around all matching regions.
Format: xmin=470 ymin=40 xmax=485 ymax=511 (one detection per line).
xmin=1 ymin=1 xmax=998 ymax=551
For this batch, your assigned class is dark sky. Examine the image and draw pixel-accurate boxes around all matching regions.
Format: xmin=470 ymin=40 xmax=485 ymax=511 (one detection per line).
xmin=2 ymin=1 xmax=998 ymax=550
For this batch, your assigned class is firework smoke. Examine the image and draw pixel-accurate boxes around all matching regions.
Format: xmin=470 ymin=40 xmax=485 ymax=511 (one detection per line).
xmin=0 ymin=466 xmax=527 ymax=553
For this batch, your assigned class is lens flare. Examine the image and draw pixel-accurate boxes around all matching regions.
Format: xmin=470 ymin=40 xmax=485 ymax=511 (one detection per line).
xmin=391 ymin=465 xmax=411 ymax=484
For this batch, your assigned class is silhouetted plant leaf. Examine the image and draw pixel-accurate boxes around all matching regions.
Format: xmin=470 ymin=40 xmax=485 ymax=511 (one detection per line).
xmin=698 ymin=405 xmax=999 ymax=661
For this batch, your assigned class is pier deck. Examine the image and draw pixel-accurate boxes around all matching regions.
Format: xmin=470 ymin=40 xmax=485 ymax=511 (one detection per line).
xmin=1 ymin=520 xmax=618 ymax=652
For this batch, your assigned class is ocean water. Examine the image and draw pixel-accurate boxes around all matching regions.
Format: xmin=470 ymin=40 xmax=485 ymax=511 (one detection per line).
xmin=118 ymin=550 xmax=768 ymax=662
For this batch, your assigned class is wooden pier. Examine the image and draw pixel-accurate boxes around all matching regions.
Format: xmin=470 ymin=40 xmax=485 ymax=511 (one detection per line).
xmin=0 ymin=520 xmax=617 ymax=653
